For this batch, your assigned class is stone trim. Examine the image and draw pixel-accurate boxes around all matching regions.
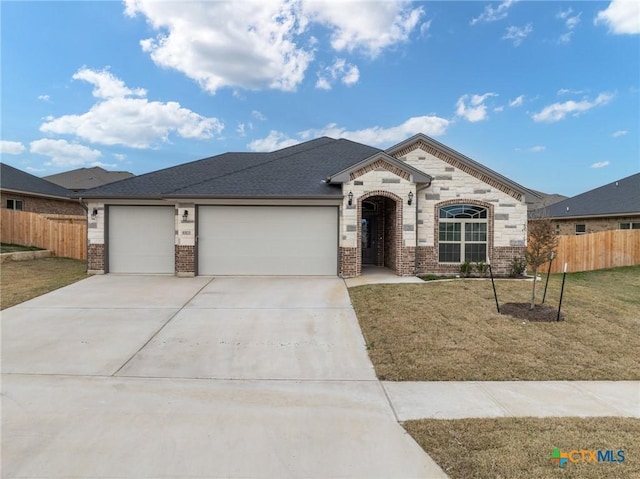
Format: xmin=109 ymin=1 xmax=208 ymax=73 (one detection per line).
xmin=350 ymin=159 xmax=411 ymax=182
xmin=391 ymin=140 xmax=523 ymax=201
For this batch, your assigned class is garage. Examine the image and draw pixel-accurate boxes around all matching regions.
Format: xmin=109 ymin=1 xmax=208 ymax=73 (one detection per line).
xmin=108 ymin=206 xmax=175 ymax=273
xmin=198 ymin=206 xmax=338 ymax=275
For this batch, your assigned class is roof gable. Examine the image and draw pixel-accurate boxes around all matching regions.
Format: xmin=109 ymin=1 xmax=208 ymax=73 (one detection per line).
xmin=327 ymin=152 xmax=432 ymax=184
xmin=43 ymin=166 xmax=134 ymax=190
xmin=0 ymin=163 xmax=74 ymax=199
xmin=385 ymin=133 xmax=537 ymax=201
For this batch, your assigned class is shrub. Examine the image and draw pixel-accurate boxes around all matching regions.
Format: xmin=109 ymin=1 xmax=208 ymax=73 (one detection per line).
xmin=509 ymin=256 xmax=527 ymax=277
xmin=460 ymin=261 xmax=473 ymax=278
xmin=475 ymin=261 xmax=489 ymax=277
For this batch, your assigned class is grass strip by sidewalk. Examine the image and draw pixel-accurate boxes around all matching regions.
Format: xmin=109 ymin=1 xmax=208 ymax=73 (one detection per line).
xmin=405 ymin=417 xmax=640 ymax=479
xmin=349 ymin=266 xmax=640 ymax=381
xmin=1 ymin=257 xmax=87 ymax=309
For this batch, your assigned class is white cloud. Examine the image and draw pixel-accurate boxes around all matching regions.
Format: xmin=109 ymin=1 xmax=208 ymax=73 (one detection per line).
xmin=502 ymin=23 xmax=533 ymax=46
xmin=30 ymin=139 xmax=102 ymax=167
xmin=493 ymin=106 xmax=504 ymax=112
xmin=557 ymin=8 xmax=581 ymax=29
xmin=456 ymin=93 xmax=498 ymax=122
xmin=509 ymin=95 xmax=525 ymax=107
xmin=249 ymin=115 xmax=449 ymax=151
xmin=557 ymin=88 xmax=585 ymax=96
xmin=0 ymin=140 xmax=26 ymax=155
xmin=124 ymin=1 xmax=422 ymax=94
xmin=237 ymin=123 xmax=246 ymax=136
xmin=303 ymin=1 xmax=424 ymax=57
xmin=113 ymin=153 xmax=126 ymax=161
xmin=590 ymin=161 xmax=610 ymax=168
xmin=595 ymin=0 xmax=640 ymax=34
xmin=532 ymin=92 xmax=614 ymax=123
xmin=40 ymin=68 xmax=223 ymax=149
xmin=529 ymin=145 xmax=546 ymax=153
xmin=612 ymin=130 xmax=628 ymax=137
xmin=558 ymin=32 xmax=573 ymax=44
xmin=26 ymin=166 xmax=46 ymax=173
xmin=315 ymin=58 xmax=360 ymax=90
xmin=37 ymin=94 xmax=50 ymax=102
xmin=248 ymin=130 xmax=300 ymax=152
xmin=471 ymin=0 xmax=515 ymax=25
xmin=251 ymin=110 xmax=267 ymax=121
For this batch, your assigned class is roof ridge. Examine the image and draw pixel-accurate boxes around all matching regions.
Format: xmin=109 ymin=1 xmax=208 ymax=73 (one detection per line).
xmin=167 ymin=137 xmax=339 ymax=195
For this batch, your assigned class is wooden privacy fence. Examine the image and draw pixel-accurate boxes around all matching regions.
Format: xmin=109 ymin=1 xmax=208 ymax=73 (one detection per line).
xmin=0 ymin=209 xmax=87 ymax=260
xmin=539 ymin=229 xmax=640 ymax=273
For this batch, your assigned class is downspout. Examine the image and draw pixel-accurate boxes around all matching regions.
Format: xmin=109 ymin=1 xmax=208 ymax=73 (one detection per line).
xmin=414 ymin=181 xmax=431 ymax=276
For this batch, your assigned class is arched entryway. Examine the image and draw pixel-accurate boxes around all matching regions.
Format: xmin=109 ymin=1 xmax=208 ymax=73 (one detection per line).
xmin=358 ymin=192 xmax=403 ymax=275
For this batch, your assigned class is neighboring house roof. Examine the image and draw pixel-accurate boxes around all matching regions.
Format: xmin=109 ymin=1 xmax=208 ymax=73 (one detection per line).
xmin=43 ymin=166 xmax=134 ymax=191
xmin=0 ymin=162 xmax=75 ymax=199
xmin=80 ymin=134 xmax=537 ymax=201
xmin=540 ymin=173 xmax=640 ymax=219
xmin=526 ymin=190 xmax=568 ymax=212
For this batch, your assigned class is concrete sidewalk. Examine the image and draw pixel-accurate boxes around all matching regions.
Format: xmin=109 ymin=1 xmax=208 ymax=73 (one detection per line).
xmin=383 ymin=381 xmax=640 ymax=421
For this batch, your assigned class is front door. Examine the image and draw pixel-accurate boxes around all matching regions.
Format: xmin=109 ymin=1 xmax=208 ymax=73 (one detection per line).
xmin=361 ymin=215 xmax=377 ymax=264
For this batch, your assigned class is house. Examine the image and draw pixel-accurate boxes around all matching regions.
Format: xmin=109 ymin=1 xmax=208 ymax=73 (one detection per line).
xmin=537 ymin=173 xmax=640 ymax=235
xmin=0 ymin=163 xmax=84 ymax=216
xmin=80 ymin=134 xmax=537 ymax=278
xmin=526 ymin=189 xmax=567 ymax=212
xmin=43 ymin=166 xmax=134 ymax=192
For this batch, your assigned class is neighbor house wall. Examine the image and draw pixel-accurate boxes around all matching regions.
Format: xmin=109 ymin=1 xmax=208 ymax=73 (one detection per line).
xmin=551 ymin=216 xmax=640 ymax=235
xmin=1 ymin=191 xmax=84 ymax=216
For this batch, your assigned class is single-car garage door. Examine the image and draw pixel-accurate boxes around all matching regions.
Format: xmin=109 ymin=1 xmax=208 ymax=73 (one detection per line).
xmin=108 ymin=206 xmax=175 ymax=273
xmin=198 ymin=206 xmax=337 ymax=275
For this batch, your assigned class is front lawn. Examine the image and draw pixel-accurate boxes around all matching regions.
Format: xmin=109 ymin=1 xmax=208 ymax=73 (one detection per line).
xmin=0 ymin=242 xmax=44 ymax=253
xmin=405 ymin=417 xmax=640 ymax=479
xmin=349 ymin=266 xmax=640 ymax=381
xmin=1 ymin=257 xmax=87 ymax=309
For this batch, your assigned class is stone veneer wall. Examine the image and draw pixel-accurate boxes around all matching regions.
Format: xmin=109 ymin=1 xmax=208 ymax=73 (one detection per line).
xmin=87 ymin=243 xmax=105 ymax=272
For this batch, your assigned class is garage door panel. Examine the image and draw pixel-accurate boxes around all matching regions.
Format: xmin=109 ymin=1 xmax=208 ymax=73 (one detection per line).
xmin=108 ymin=206 xmax=175 ymax=274
xmin=198 ymin=206 xmax=337 ymax=275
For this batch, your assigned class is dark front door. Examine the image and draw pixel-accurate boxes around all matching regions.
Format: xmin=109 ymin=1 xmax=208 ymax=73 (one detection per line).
xmin=361 ymin=215 xmax=377 ymax=264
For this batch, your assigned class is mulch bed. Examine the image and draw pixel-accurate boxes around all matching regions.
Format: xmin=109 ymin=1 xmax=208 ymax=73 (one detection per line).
xmin=500 ymin=302 xmax=565 ymax=322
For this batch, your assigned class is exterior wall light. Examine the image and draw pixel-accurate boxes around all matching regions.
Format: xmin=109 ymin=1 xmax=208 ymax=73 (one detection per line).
xmin=408 ymin=191 xmax=414 ymax=205
xmin=182 ymin=210 xmax=189 ymax=222
xmin=91 ymin=208 xmax=98 ymax=220
xmin=348 ymin=191 xmax=353 ymax=206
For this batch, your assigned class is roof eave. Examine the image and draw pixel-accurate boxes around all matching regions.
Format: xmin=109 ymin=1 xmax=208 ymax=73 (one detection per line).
xmin=1 ymin=188 xmax=75 ymax=202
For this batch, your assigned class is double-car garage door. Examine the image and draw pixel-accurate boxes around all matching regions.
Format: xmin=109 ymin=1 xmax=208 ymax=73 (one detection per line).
xmin=108 ymin=205 xmax=337 ymax=275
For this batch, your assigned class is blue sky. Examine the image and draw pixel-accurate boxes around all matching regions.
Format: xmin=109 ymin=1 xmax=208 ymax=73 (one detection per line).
xmin=1 ymin=0 xmax=638 ymax=196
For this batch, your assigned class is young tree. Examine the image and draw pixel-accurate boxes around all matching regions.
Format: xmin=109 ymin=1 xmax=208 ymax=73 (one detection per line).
xmin=525 ymin=217 xmax=559 ymax=310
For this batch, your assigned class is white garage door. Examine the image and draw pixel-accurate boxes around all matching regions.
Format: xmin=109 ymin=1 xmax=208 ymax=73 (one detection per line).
xmin=108 ymin=206 xmax=175 ymax=274
xmin=198 ymin=206 xmax=338 ymax=275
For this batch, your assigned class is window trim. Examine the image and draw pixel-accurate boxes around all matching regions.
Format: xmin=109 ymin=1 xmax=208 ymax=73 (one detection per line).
xmin=438 ymin=204 xmax=488 ymax=263
xmin=6 ymin=199 xmax=24 ymax=211
xmin=620 ymin=222 xmax=640 ymax=230
xmin=575 ymin=224 xmax=586 ymax=235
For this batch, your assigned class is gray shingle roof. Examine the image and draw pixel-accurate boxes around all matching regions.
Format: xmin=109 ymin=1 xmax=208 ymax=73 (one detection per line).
xmin=43 ymin=166 xmax=134 ymax=191
xmin=80 ymin=137 xmax=381 ymax=198
xmin=0 ymin=162 xmax=74 ymax=198
xmin=543 ymin=173 xmax=640 ymax=218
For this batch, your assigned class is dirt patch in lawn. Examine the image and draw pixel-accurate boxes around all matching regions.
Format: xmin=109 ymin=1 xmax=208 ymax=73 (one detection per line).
xmin=349 ymin=266 xmax=640 ymax=381
xmin=1 ymin=257 xmax=87 ymax=309
xmin=501 ymin=302 xmax=565 ymax=322
xmin=405 ymin=417 xmax=640 ymax=479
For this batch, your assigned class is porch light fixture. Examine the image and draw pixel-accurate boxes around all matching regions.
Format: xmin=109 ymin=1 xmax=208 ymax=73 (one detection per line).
xmin=91 ymin=208 xmax=98 ymax=220
xmin=348 ymin=191 xmax=353 ymax=206
xmin=182 ymin=210 xmax=189 ymax=222
xmin=408 ymin=191 xmax=414 ymax=205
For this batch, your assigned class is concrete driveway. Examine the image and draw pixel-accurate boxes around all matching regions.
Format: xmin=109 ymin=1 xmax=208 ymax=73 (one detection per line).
xmin=2 ymin=275 xmax=447 ymax=478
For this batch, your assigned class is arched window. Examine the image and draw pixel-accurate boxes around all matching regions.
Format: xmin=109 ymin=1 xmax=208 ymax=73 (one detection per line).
xmin=438 ymin=204 xmax=487 ymax=263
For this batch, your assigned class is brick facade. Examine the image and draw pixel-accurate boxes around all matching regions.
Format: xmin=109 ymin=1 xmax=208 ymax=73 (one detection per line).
xmin=339 ymin=247 xmax=358 ymax=278
xmin=175 ymin=245 xmax=195 ymax=276
xmin=87 ymin=243 xmax=105 ymax=272
xmin=551 ymin=216 xmax=640 ymax=235
xmin=1 ymin=192 xmax=84 ymax=216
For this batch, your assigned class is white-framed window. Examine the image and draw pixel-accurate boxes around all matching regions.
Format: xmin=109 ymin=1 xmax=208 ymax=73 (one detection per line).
xmin=438 ymin=204 xmax=488 ymax=263
xmin=620 ymin=222 xmax=640 ymax=230
xmin=575 ymin=224 xmax=586 ymax=235
xmin=6 ymin=199 xmax=23 ymax=211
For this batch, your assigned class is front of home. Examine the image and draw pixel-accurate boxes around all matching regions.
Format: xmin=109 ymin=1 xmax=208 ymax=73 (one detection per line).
xmin=81 ymin=134 xmax=533 ymax=278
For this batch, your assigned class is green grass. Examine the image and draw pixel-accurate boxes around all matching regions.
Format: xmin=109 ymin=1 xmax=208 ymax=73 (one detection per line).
xmin=0 ymin=242 xmax=44 ymax=253
xmin=349 ymin=266 xmax=640 ymax=381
